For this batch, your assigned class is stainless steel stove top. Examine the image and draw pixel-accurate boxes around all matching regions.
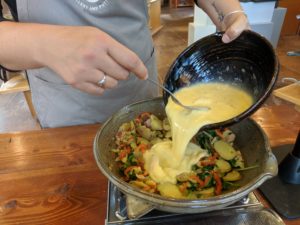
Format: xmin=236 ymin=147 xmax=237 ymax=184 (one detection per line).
xmin=105 ymin=182 xmax=285 ymax=225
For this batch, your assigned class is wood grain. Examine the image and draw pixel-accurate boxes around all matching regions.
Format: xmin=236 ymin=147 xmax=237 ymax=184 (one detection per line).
xmin=252 ymin=101 xmax=300 ymax=147
xmin=0 ymin=124 xmax=108 ymax=225
xmin=278 ymin=0 xmax=300 ymax=36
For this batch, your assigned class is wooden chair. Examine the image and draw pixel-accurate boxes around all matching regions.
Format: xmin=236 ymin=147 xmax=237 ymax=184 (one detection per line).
xmin=0 ymin=72 xmax=39 ymax=123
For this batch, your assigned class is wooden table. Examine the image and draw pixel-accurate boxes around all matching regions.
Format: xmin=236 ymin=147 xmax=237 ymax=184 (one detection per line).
xmin=0 ymin=99 xmax=299 ymax=225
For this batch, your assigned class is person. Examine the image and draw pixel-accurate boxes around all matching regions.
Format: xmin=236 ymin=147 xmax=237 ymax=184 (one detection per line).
xmin=0 ymin=0 xmax=249 ymax=128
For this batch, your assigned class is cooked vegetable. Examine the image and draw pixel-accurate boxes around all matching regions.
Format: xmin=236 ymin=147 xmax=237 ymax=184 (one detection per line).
xmin=162 ymin=118 xmax=171 ymax=130
xmin=150 ymin=137 xmax=164 ymax=145
xmin=216 ymin=159 xmax=232 ymax=173
xmin=213 ymin=172 xmax=223 ymax=195
xmin=149 ymin=114 xmax=163 ymax=130
xmin=213 ymin=140 xmax=237 ymax=160
xmin=232 ymin=151 xmax=245 ymax=169
xmin=112 ymin=112 xmax=254 ymax=199
xmin=223 ymin=129 xmax=236 ymax=143
xmin=164 ymin=130 xmax=172 ymax=138
xmin=223 ymin=170 xmax=242 ymax=181
xmin=157 ymin=182 xmax=183 ymax=198
xmin=196 ymin=131 xmax=215 ymax=154
xmin=198 ymin=187 xmax=215 ymax=197
xmin=176 ymin=172 xmax=192 ymax=182
xmin=136 ymin=125 xmax=156 ymax=140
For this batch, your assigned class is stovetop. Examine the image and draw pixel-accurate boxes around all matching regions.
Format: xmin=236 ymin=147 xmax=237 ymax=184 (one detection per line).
xmin=105 ymin=182 xmax=285 ymax=225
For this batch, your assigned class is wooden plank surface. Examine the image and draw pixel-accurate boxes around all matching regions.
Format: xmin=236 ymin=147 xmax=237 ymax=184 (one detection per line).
xmin=278 ymin=0 xmax=300 ymax=35
xmin=251 ymin=102 xmax=300 ymax=147
xmin=0 ymin=124 xmax=108 ymax=225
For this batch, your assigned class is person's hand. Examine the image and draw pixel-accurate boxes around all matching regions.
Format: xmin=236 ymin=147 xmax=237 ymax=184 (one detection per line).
xmin=37 ymin=26 xmax=148 ymax=95
xmin=221 ymin=12 xmax=250 ymax=43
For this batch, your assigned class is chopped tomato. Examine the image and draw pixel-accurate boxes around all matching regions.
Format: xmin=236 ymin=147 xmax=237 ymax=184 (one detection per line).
xmin=137 ymin=143 xmax=149 ymax=153
xmin=215 ymin=129 xmax=224 ymax=139
xmin=179 ymin=182 xmax=189 ymax=193
xmin=200 ymin=154 xmax=217 ymax=166
xmin=201 ymin=160 xmax=215 ymax=166
xmin=119 ymin=147 xmax=131 ymax=160
xmin=190 ymin=175 xmax=205 ymax=188
xmin=213 ymin=172 xmax=222 ymax=195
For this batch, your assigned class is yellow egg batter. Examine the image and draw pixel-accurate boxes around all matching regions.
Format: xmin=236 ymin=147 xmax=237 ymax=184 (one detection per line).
xmin=144 ymin=82 xmax=253 ymax=184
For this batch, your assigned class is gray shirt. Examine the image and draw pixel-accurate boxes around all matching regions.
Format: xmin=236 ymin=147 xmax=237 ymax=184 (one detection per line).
xmin=17 ymin=0 xmax=159 ymax=127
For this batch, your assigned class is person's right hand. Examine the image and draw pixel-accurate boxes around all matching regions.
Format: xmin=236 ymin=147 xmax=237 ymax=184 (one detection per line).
xmin=221 ymin=12 xmax=250 ymax=43
xmin=37 ymin=26 xmax=148 ymax=95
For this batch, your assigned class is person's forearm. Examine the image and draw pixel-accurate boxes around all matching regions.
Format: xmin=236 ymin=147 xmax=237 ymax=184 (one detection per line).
xmin=0 ymin=21 xmax=148 ymax=95
xmin=0 ymin=21 xmax=49 ymax=70
xmin=196 ymin=0 xmax=244 ymax=30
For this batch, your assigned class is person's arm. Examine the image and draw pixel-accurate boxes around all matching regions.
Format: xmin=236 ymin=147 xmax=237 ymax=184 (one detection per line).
xmin=195 ymin=0 xmax=250 ymax=43
xmin=0 ymin=21 xmax=148 ymax=95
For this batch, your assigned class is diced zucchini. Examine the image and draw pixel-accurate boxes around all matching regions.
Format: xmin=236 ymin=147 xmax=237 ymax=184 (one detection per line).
xmin=216 ymin=159 xmax=232 ymax=173
xmin=213 ymin=140 xmax=237 ymax=160
xmin=136 ymin=125 xmax=156 ymax=140
xmin=198 ymin=187 xmax=215 ymax=197
xmin=150 ymin=115 xmax=163 ymax=130
xmin=130 ymin=142 xmax=137 ymax=149
xmin=119 ymin=121 xmax=135 ymax=132
xmin=222 ymin=170 xmax=242 ymax=181
xmin=186 ymin=192 xmax=197 ymax=199
xmin=157 ymin=182 xmax=183 ymax=199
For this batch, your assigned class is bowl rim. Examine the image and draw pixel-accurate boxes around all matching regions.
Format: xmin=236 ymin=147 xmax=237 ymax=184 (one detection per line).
xmin=162 ymin=30 xmax=280 ymax=130
xmin=93 ymin=97 xmax=278 ymax=209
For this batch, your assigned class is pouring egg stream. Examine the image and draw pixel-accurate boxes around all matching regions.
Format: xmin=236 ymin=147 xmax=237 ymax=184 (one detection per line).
xmin=113 ymin=82 xmax=253 ymax=198
xmin=143 ymin=82 xmax=253 ymax=195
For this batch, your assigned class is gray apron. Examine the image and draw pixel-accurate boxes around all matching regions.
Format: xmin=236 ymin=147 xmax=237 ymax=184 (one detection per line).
xmin=17 ymin=0 xmax=159 ymax=128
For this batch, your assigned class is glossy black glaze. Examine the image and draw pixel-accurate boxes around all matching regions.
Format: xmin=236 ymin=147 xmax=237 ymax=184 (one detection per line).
xmin=163 ymin=30 xmax=279 ymax=130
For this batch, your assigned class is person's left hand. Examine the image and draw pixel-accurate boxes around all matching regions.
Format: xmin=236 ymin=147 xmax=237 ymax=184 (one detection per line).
xmin=221 ymin=12 xmax=250 ymax=43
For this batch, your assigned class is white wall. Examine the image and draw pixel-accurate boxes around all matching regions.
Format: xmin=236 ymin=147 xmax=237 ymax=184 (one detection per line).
xmin=188 ymin=1 xmax=286 ymax=48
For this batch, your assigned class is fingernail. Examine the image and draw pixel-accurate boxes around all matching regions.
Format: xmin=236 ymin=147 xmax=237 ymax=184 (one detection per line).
xmin=222 ymin=34 xmax=231 ymax=43
xmin=144 ymin=73 xmax=149 ymax=80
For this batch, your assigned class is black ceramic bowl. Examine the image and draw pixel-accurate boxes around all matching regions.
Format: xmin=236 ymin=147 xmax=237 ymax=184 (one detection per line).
xmin=163 ymin=30 xmax=279 ymax=130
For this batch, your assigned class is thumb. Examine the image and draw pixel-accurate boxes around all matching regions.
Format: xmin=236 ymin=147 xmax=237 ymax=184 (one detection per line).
xmin=222 ymin=14 xmax=249 ymax=43
xmin=222 ymin=33 xmax=231 ymax=43
xmin=222 ymin=27 xmax=241 ymax=43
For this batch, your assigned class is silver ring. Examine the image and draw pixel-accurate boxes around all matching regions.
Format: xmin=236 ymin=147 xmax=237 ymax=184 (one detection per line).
xmin=97 ymin=75 xmax=106 ymax=87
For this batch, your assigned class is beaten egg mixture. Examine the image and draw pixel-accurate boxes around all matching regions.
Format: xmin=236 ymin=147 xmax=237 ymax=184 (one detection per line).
xmin=143 ymin=83 xmax=253 ymax=184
